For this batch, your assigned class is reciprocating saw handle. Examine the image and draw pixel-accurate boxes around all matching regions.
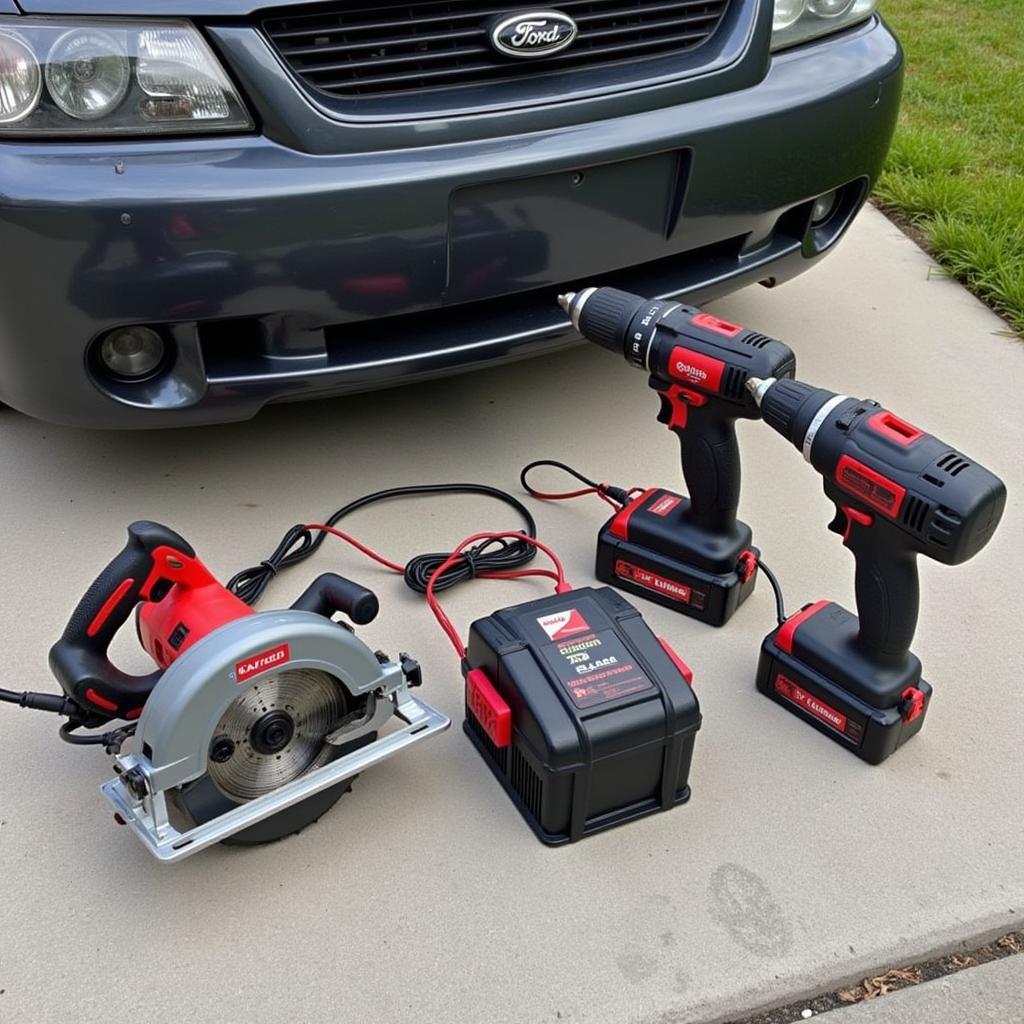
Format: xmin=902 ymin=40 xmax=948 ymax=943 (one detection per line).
xmin=49 ymin=521 xmax=198 ymax=724
xmin=837 ymin=509 xmax=921 ymax=667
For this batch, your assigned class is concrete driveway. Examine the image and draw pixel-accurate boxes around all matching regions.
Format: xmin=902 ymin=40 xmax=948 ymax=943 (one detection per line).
xmin=0 ymin=206 xmax=1021 ymax=1023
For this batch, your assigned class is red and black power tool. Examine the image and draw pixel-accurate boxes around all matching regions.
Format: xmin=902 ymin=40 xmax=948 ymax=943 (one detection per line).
xmin=748 ymin=377 xmax=1006 ymax=762
xmin=4 ymin=521 xmax=447 ymax=861
xmin=557 ymin=287 xmax=796 ymax=626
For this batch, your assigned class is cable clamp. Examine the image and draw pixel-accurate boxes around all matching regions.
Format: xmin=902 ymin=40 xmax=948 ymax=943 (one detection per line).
xmin=461 ymin=547 xmax=483 ymax=578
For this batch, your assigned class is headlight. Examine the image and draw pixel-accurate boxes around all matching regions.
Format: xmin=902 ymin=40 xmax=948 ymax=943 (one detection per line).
xmin=0 ymin=31 xmax=42 ymax=124
xmin=0 ymin=18 xmax=251 ymax=136
xmin=771 ymin=0 xmax=877 ymax=50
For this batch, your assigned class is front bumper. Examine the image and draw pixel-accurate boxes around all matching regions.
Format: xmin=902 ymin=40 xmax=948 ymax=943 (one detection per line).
xmin=0 ymin=17 xmax=902 ymax=428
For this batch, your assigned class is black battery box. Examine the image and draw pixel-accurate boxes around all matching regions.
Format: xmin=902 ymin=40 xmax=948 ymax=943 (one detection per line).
xmin=756 ymin=600 xmax=932 ymax=765
xmin=463 ymin=586 xmax=701 ymax=844
xmin=595 ymin=488 xmax=759 ymax=627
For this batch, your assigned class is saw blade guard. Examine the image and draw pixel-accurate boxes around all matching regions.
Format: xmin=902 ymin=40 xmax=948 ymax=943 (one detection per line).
xmin=133 ymin=609 xmax=401 ymax=794
xmin=101 ymin=606 xmax=450 ymax=861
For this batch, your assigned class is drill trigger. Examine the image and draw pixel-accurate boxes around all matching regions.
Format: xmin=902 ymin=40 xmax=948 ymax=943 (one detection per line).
xmin=656 ymin=384 xmax=707 ymax=432
xmin=829 ymin=505 xmax=873 ymax=544
xmin=839 ymin=505 xmax=873 ymax=545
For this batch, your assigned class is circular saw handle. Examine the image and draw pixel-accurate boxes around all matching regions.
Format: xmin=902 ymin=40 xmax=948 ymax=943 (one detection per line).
xmin=48 ymin=522 xmax=198 ymax=724
xmin=291 ymin=573 xmax=379 ymax=625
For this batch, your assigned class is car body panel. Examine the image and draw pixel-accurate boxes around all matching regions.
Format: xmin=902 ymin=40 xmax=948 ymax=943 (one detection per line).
xmin=0 ymin=7 xmax=903 ymax=427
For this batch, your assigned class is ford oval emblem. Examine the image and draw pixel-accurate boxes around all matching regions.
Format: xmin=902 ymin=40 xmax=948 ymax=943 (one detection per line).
xmin=490 ymin=10 xmax=579 ymax=59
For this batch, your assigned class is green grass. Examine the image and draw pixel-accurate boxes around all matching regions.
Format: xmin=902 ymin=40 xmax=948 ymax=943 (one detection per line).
xmin=876 ymin=0 xmax=1024 ymax=335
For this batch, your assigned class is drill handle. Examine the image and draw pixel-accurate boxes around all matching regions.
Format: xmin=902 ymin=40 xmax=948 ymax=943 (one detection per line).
xmin=655 ymin=382 xmax=741 ymax=533
xmin=836 ymin=507 xmax=921 ymax=667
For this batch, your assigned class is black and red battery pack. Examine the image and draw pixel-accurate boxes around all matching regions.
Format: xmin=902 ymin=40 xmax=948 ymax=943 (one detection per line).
xmin=463 ymin=586 xmax=701 ymax=844
xmin=756 ymin=601 xmax=932 ymax=764
xmin=595 ymin=488 xmax=758 ymax=627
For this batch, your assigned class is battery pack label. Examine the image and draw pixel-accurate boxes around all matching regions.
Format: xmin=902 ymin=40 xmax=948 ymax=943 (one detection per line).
xmin=615 ymin=559 xmax=692 ymax=605
xmin=543 ymin=628 xmax=655 ymax=709
xmin=537 ymin=608 xmax=592 ymax=641
xmin=774 ymin=674 xmax=864 ymax=743
xmin=647 ymin=494 xmax=681 ymax=517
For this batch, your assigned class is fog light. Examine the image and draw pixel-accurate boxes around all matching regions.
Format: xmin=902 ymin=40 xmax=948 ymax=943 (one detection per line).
xmin=811 ymin=190 xmax=839 ymax=225
xmin=99 ymin=326 xmax=166 ymax=380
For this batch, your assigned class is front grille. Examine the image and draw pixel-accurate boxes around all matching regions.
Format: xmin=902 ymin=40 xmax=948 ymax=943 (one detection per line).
xmin=263 ymin=0 xmax=731 ymax=102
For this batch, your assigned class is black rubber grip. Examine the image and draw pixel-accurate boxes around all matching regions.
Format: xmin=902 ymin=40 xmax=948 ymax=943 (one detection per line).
xmin=291 ymin=573 xmax=379 ymax=625
xmin=59 ymin=522 xmax=194 ymax=654
xmin=846 ymin=517 xmax=921 ymax=666
xmin=49 ymin=521 xmax=194 ymax=723
xmin=577 ymin=287 xmax=647 ymax=356
xmin=676 ymin=405 xmax=741 ymax=534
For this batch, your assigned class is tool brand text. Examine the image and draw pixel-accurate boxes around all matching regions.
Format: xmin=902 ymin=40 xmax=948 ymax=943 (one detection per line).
xmin=235 ymin=643 xmax=291 ymax=683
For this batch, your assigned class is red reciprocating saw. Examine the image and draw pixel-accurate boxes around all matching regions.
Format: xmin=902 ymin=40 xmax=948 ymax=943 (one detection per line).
xmin=747 ymin=375 xmax=1006 ymax=763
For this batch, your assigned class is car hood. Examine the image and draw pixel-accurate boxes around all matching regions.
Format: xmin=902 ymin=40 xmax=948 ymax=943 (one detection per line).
xmin=15 ymin=0 xmax=314 ymax=14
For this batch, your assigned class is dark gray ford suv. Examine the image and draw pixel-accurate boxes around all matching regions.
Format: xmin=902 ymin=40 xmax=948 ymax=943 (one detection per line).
xmin=0 ymin=0 xmax=902 ymax=427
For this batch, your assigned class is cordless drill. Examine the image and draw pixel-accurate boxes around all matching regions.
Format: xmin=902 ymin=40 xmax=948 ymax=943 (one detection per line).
xmin=558 ymin=287 xmax=796 ymax=626
xmin=747 ymin=376 xmax=1006 ymax=763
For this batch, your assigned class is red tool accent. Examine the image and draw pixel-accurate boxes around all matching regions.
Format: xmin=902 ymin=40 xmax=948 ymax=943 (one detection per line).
xmin=663 ymin=384 xmax=708 ymax=430
xmin=609 ymin=488 xmax=659 ymax=541
xmin=235 ymin=643 xmax=291 ymax=684
xmin=85 ymin=688 xmax=118 ymax=713
xmin=86 ymin=579 xmax=136 ymax=638
xmin=658 ymin=638 xmax=693 ymax=686
xmin=139 ymin=546 xmax=224 ymax=600
xmin=667 ymin=345 xmax=725 ymax=392
xmin=774 ymin=674 xmax=849 ymax=734
xmin=867 ymin=411 xmax=924 ymax=447
xmin=138 ymin=553 xmax=254 ymax=669
xmin=900 ymin=686 xmax=926 ymax=723
xmin=615 ymin=561 xmax=692 ymax=604
xmin=691 ymin=312 xmax=743 ymax=337
xmin=466 ymin=668 xmax=512 ymax=747
xmin=841 ymin=506 xmax=873 ymax=544
xmin=648 ymin=494 xmax=682 ymax=517
xmin=737 ymin=550 xmax=758 ymax=584
xmin=835 ymin=455 xmax=907 ymax=518
xmin=776 ymin=600 xmax=830 ymax=655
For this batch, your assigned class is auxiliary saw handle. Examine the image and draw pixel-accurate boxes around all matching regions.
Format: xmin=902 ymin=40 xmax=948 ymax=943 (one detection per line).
xmin=291 ymin=573 xmax=380 ymax=625
xmin=49 ymin=521 xmax=205 ymax=723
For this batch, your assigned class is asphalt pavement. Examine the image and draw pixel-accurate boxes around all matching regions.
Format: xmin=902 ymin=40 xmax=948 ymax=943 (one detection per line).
xmin=0 ymin=205 xmax=1021 ymax=1023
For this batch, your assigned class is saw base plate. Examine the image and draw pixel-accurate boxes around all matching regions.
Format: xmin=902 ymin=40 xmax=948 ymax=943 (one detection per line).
xmin=103 ymin=692 xmax=449 ymax=862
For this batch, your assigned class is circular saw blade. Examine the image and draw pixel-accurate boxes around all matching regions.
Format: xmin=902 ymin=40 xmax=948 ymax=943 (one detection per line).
xmin=207 ymin=668 xmax=347 ymax=802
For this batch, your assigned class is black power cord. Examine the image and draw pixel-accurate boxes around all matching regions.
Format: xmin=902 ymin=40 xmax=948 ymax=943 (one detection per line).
xmin=0 ymin=688 xmax=77 ymax=715
xmin=756 ymin=558 xmax=787 ymax=626
xmin=228 ymin=483 xmax=539 ymax=606
xmin=520 ymin=460 xmax=789 ymax=625
xmin=59 ymin=720 xmax=137 ymax=755
xmin=520 ymin=459 xmax=631 ymax=507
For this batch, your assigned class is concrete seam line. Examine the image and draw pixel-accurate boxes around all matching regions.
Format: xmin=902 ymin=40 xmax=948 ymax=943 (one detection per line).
xmin=711 ymin=929 xmax=1023 ymax=1024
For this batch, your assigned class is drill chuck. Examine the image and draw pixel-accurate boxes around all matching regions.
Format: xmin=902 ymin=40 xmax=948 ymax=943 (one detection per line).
xmin=561 ymin=287 xmax=649 ymax=361
xmin=746 ymin=377 xmax=846 ymax=458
